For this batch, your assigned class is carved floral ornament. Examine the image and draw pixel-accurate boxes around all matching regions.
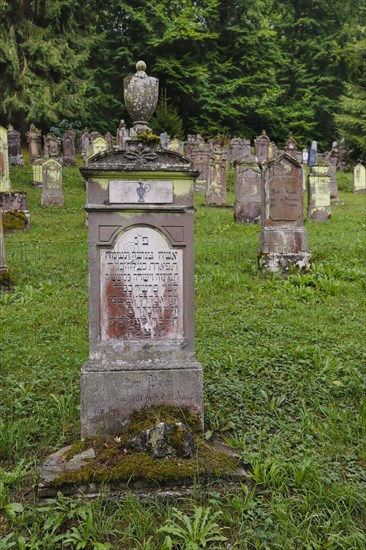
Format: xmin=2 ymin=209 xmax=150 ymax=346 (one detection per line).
xmin=124 ymin=142 xmax=158 ymax=165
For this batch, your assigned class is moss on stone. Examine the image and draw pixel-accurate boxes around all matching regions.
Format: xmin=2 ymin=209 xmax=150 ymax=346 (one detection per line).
xmin=52 ymin=406 xmax=238 ymax=488
xmin=136 ymin=133 xmax=162 ymax=145
xmin=52 ymin=440 xmax=239 ymax=487
xmin=2 ymin=210 xmax=27 ymax=232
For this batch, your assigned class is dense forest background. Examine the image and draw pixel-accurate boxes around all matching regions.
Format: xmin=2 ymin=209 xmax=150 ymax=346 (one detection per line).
xmin=0 ymin=0 xmax=365 ymax=154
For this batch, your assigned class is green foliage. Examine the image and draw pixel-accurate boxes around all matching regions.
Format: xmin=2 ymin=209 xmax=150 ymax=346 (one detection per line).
xmin=150 ymin=91 xmax=184 ymax=139
xmin=159 ymin=506 xmax=227 ymax=549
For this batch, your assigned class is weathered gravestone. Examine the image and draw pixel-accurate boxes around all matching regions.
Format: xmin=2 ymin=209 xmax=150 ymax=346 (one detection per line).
xmin=61 ymin=127 xmax=76 ymax=165
xmin=116 ymin=120 xmax=128 ymax=148
xmin=87 ymin=136 xmax=107 ymax=160
xmin=234 ymin=148 xmax=261 ymax=223
xmin=353 ymin=163 xmax=366 ymax=193
xmin=7 ymin=125 xmax=24 ymax=165
xmin=44 ymin=133 xmax=61 ymax=160
xmin=258 ymin=148 xmax=311 ymax=272
xmin=254 ymin=130 xmax=275 ymax=163
xmin=81 ymin=128 xmax=91 ymax=160
xmin=307 ymin=165 xmax=331 ymax=222
xmin=79 ymin=61 xmax=203 ymax=437
xmin=160 ymin=131 xmax=168 ymax=148
xmin=26 ymin=124 xmax=42 ymax=164
xmin=41 ymin=159 xmax=64 ymax=207
xmin=105 ymin=132 xmax=113 ymax=152
xmin=32 ymin=159 xmax=44 ymax=188
xmin=168 ymin=138 xmax=184 ymax=155
xmin=205 ymin=148 xmax=227 ymax=206
xmin=0 ymin=126 xmax=11 ymax=192
xmin=191 ymin=138 xmax=211 ymax=193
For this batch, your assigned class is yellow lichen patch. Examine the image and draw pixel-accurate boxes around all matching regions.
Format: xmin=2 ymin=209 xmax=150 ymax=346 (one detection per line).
xmin=2 ymin=211 xmax=27 ymax=232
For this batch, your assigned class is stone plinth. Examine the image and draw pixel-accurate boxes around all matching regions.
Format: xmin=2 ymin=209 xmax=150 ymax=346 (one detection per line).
xmin=234 ymin=160 xmax=261 ymax=223
xmin=79 ymin=140 xmax=203 ymax=437
xmin=258 ymin=153 xmax=310 ymax=272
xmin=205 ymin=150 xmax=227 ymax=206
xmin=353 ymin=163 xmax=366 ymax=193
xmin=41 ymin=159 xmax=64 ymax=207
xmin=307 ymin=165 xmax=331 ymax=222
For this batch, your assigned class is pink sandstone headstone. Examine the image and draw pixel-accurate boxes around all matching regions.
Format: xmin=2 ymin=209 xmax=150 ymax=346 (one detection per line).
xmin=234 ymin=157 xmax=261 ymax=223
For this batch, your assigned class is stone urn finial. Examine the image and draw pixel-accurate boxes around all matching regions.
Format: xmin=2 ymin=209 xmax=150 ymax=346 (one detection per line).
xmin=123 ymin=60 xmax=159 ymax=135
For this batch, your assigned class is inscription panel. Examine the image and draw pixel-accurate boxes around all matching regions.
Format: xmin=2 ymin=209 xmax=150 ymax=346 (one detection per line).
xmin=100 ymin=226 xmax=183 ymax=341
xmin=269 ymin=160 xmax=302 ymax=222
xmin=109 ymin=179 xmax=173 ymax=204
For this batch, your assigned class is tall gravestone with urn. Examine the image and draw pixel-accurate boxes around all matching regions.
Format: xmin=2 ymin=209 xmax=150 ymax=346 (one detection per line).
xmin=79 ymin=61 xmax=203 ymax=437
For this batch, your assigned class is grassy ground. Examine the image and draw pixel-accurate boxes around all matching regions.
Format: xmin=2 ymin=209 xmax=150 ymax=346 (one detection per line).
xmin=0 ymin=164 xmax=365 ymax=549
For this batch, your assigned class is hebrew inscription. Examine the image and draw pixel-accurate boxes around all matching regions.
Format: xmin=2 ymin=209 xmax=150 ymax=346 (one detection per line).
xmin=100 ymin=226 xmax=183 ymax=341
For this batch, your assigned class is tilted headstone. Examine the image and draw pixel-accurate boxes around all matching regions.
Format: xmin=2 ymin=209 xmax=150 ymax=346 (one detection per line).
xmin=44 ymin=133 xmax=61 ymax=160
xmin=26 ymin=124 xmax=42 ymax=164
xmin=32 ymin=159 xmax=44 ymax=187
xmin=205 ymin=149 xmax=227 ymax=206
xmin=307 ymin=165 xmax=331 ymax=221
xmin=0 ymin=126 xmax=11 ymax=192
xmin=41 ymin=159 xmax=64 ymax=207
xmin=61 ymin=128 xmax=76 ymax=165
xmin=258 ymin=150 xmax=310 ymax=272
xmin=234 ymin=157 xmax=261 ymax=223
xmin=353 ymin=163 xmax=366 ymax=193
xmin=308 ymin=141 xmax=317 ymax=168
xmin=79 ymin=60 xmax=203 ymax=437
xmin=7 ymin=125 xmax=24 ymax=165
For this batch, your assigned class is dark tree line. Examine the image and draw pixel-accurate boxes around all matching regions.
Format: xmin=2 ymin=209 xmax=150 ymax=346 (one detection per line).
xmin=0 ymin=0 xmax=365 ymax=155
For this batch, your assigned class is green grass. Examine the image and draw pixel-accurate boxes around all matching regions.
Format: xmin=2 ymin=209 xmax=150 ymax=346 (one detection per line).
xmin=0 ymin=165 xmax=365 ymax=548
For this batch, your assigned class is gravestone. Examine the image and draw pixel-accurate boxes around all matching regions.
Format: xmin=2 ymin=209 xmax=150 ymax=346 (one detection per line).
xmin=168 ymin=138 xmax=184 ymax=155
xmin=7 ymin=125 xmax=24 ymax=165
xmin=81 ymin=128 xmax=91 ymax=159
xmin=205 ymin=149 xmax=227 ymax=206
xmin=327 ymin=154 xmax=339 ymax=202
xmin=191 ymin=139 xmax=210 ymax=193
xmin=160 ymin=131 xmax=168 ymax=148
xmin=0 ymin=126 xmax=11 ymax=192
xmin=116 ymin=120 xmax=128 ymax=148
xmin=88 ymin=136 xmax=107 ymax=159
xmin=26 ymin=124 xmax=42 ymax=164
xmin=44 ymin=133 xmax=61 ymax=160
xmin=62 ymin=128 xmax=76 ymax=165
xmin=254 ymin=130 xmax=271 ymax=162
xmin=41 ymin=159 xmax=64 ymax=207
xmin=307 ymin=165 xmax=331 ymax=221
xmin=105 ymin=132 xmax=113 ymax=151
xmin=258 ymin=149 xmax=310 ymax=272
xmin=308 ymin=141 xmax=317 ymax=168
xmin=353 ymin=163 xmax=366 ymax=193
xmin=234 ymin=155 xmax=261 ymax=223
xmin=79 ymin=60 xmax=203 ymax=437
xmin=32 ymin=159 xmax=44 ymax=187
xmin=184 ymin=135 xmax=195 ymax=159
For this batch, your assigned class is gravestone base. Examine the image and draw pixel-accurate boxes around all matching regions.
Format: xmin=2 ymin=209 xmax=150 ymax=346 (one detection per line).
xmin=37 ymin=439 xmax=246 ymax=501
xmin=308 ymin=208 xmax=331 ymax=222
xmin=0 ymin=192 xmax=30 ymax=230
xmin=258 ymin=228 xmax=311 ymax=273
xmin=41 ymin=192 xmax=64 ymax=208
xmin=234 ymin=202 xmax=261 ymax=223
xmin=81 ymin=360 xmax=203 ymax=438
xmin=194 ymin=179 xmax=207 ymax=193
